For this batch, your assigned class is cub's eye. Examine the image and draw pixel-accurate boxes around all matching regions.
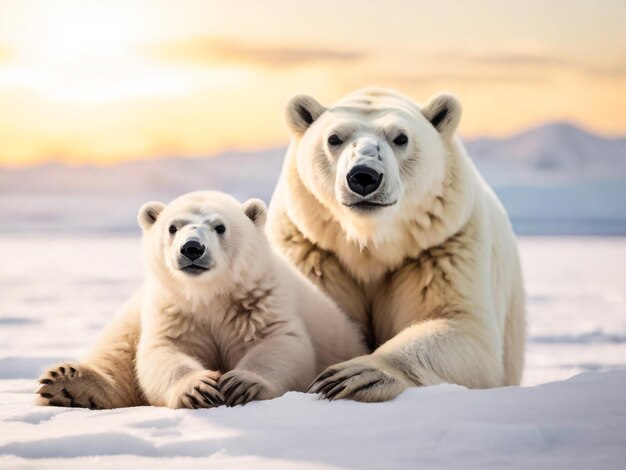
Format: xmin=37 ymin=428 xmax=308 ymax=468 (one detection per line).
xmin=215 ymin=224 xmax=226 ymax=234
xmin=168 ymin=225 xmax=177 ymax=235
xmin=393 ymin=134 xmax=408 ymax=146
xmin=327 ymin=134 xmax=343 ymax=146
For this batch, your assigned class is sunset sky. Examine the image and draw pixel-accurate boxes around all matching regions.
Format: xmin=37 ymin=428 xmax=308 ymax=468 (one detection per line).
xmin=0 ymin=0 xmax=625 ymax=165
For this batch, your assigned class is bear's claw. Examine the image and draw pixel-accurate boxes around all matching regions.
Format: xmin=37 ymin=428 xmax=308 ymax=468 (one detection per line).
xmin=219 ymin=370 xmax=268 ymax=407
xmin=308 ymin=357 xmax=413 ymax=403
xmin=175 ymin=371 xmax=224 ymax=409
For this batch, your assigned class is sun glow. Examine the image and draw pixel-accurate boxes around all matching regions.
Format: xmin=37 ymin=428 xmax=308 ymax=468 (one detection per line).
xmin=2 ymin=3 xmax=188 ymax=103
xmin=18 ymin=8 xmax=134 ymax=60
xmin=0 ymin=0 xmax=625 ymax=165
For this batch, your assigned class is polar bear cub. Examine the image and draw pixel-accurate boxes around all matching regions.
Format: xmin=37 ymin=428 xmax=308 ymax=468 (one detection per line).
xmin=37 ymin=191 xmax=366 ymax=409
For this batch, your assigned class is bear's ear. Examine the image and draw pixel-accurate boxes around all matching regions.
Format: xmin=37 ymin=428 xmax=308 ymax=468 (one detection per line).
xmin=285 ymin=94 xmax=327 ymax=135
xmin=421 ymin=93 xmax=462 ymax=138
xmin=138 ymin=201 xmax=165 ymax=231
xmin=243 ymin=198 xmax=267 ymax=228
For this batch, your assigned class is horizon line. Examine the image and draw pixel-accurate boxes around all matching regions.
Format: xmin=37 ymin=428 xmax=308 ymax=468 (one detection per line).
xmin=1 ymin=119 xmax=624 ymax=169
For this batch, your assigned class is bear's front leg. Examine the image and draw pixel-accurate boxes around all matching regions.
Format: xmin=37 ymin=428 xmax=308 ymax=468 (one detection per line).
xmin=220 ymin=327 xmax=316 ymax=407
xmin=136 ymin=338 xmax=224 ymax=409
xmin=310 ymin=316 xmax=504 ymax=402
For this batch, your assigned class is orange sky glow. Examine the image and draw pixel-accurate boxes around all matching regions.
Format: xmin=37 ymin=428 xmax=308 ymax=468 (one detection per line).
xmin=0 ymin=0 xmax=625 ymax=165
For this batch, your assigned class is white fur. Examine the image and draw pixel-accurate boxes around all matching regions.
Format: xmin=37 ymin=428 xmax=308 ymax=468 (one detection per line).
xmin=37 ymin=191 xmax=366 ymax=409
xmin=268 ymin=87 xmax=526 ymax=402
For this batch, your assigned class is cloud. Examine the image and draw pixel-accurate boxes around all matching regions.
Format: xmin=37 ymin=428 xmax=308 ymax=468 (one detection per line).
xmin=383 ymin=72 xmax=550 ymax=87
xmin=149 ymin=38 xmax=368 ymax=68
xmin=380 ymin=50 xmax=626 ymax=88
xmin=434 ymin=51 xmax=626 ymax=79
xmin=580 ymin=63 xmax=626 ymax=79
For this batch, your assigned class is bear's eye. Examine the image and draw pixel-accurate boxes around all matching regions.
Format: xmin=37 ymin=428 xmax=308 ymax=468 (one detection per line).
xmin=215 ymin=224 xmax=226 ymax=235
xmin=393 ymin=134 xmax=408 ymax=146
xmin=168 ymin=225 xmax=177 ymax=235
xmin=327 ymin=134 xmax=343 ymax=146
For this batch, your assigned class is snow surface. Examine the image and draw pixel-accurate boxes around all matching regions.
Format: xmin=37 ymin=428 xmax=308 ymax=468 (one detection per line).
xmin=0 ymin=235 xmax=625 ymax=468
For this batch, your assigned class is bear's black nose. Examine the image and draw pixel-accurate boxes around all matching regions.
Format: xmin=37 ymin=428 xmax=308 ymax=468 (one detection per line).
xmin=347 ymin=165 xmax=383 ymax=196
xmin=180 ymin=240 xmax=205 ymax=261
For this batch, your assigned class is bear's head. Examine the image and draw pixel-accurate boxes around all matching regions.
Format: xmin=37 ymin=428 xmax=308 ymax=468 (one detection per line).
xmin=138 ymin=191 xmax=267 ymax=296
xmin=284 ymin=87 xmax=462 ymax=245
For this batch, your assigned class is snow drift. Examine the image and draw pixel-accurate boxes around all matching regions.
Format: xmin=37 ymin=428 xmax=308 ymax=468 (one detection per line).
xmin=0 ymin=371 xmax=624 ymax=469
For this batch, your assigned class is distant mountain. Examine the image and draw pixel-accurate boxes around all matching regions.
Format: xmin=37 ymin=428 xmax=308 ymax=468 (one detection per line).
xmin=1 ymin=123 xmax=625 ymax=235
xmin=0 ymin=148 xmax=285 ymax=199
xmin=466 ymin=122 xmax=626 ymax=185
xmin=0 ymin=149 xmax=285 ymax=233
xmin=464 ymin=123 xmax=626 ymax=234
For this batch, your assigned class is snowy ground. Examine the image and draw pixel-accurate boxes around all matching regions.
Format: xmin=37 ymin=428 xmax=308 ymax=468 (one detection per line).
xmin=1 ymin=235 xmax=625 ymax=468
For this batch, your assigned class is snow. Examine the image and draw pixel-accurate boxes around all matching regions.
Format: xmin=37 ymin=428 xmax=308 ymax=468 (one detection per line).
xmin=1 ymin=235 xmax=625 ymax=468
xmin=1 ymin=372 xmax=625 ymax=469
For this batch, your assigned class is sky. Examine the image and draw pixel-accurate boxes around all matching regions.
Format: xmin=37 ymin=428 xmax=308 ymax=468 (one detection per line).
xmin=0 ymin=0 xmax=625 ymax=165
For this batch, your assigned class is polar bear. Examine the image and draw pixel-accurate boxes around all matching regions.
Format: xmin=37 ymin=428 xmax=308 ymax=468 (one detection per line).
xmin=267 ymin=87 xmax=526 ymax=402
xmin=37 ymin=191 xmax=366 ymax=409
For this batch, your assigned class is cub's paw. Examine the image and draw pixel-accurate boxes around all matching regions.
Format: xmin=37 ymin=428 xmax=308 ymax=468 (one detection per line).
xmin=36 ymin=363 xmax=109 ymax=409
xmin=219 ymin=370 xmax=275 ymax=407
xmin=308 ymin=355 xmax=415 ymax=403
xmin=170 ymin=370 xmax=224 ymax=409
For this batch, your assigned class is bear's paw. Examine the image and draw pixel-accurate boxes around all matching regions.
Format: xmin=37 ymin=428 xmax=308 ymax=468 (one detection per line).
xmin=308 ymin=355 xmax=415 ymax=403
xmin=36 ymin=363 xmax=110 ymax=409
xmin=171 ymin=370 xmax=224 ymax=409
xmin=219 ymin=369 xmax=275 ymax=407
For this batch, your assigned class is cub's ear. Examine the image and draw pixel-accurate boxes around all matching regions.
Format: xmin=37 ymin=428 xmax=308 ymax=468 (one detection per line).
xmin=421 ymin=93 xmax=462 ymax=138
xmin=243 ymin=198 xmax=267 ymax=227
xmin=285 ymin=94 xmax=327 ymax=135
xmin=138 ymin=201 xmax=165 ymax=231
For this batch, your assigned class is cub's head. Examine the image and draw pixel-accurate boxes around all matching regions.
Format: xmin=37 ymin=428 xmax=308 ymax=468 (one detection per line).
xmin=285 ymin=87 xmax=461 ymax=242
xmin=138 ymin=191 xmax=267 ymax=294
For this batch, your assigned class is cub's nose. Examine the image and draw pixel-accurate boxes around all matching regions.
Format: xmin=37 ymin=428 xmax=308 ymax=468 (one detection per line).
xmin=347 ymin=165 xmax=383 ymax=196
xmin=180 ymin=240 xmax=205 ymax=261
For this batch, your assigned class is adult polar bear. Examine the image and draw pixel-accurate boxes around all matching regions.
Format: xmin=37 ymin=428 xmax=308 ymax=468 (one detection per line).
xmin=267 ymin=87 xmax=526 ymax=402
